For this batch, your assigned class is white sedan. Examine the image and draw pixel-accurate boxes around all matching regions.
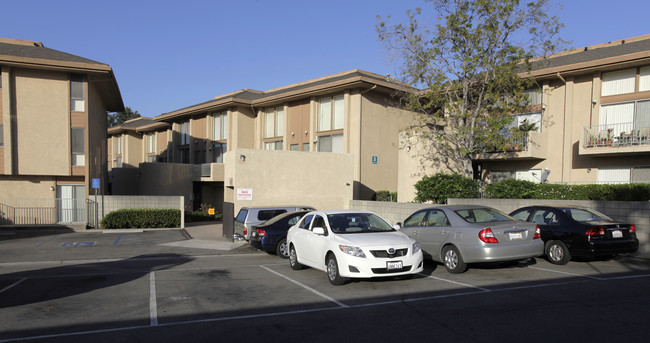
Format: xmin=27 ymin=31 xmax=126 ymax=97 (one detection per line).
xmin=287 ymin=210 xmax=424 ymax=285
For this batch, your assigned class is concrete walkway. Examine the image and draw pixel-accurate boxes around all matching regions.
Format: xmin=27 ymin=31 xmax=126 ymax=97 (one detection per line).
xmin=161 ymin=221 xmax=248 ymax=251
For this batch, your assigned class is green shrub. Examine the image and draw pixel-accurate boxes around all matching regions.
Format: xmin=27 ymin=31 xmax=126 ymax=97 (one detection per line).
xmin=375 ymin=190 xmax=397 ymax=202
xmin=486 ymin=178 xmax=536 ymax=199
xmin=101 ymin=209 xmax=181 ymax=229
xmin=414 ymin=173 xmax=479 ymax=204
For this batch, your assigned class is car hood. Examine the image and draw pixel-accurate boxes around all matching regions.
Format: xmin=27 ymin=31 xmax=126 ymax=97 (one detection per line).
xmin=335 ymin=231 xmax=413 ymax=247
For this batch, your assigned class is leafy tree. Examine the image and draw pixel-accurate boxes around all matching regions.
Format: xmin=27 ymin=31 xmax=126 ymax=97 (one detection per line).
xmin=107 ymin=107 xmax=141 ymax=127
xmin=377 ymin=0 xmax=565 ymax=176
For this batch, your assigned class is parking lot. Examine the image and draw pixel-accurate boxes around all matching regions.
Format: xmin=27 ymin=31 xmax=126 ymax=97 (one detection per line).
xmin=1 ymin=229 xmax=650 ymax=342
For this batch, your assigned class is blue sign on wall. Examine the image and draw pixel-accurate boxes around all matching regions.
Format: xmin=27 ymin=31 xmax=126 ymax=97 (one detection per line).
xmin=372 ymin=156 xmax=378 ymax=164
xmin=92 ymin=178 xmax=100 ymax=189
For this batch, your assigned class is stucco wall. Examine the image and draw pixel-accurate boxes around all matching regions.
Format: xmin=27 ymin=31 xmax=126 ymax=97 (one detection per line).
xmin=14 ymin=69 xmax=69 ymax=175
xmin=350 ymin=199 xmax=650 ymax=258
xmin=225 ymin=148 xmax=354 ymax=215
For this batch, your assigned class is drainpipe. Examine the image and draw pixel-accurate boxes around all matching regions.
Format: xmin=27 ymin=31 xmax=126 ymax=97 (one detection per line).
xmin=357 ymin=85 xmax=377 ymax=199
xmin=556 ymin=72 xmax=567 ymax=183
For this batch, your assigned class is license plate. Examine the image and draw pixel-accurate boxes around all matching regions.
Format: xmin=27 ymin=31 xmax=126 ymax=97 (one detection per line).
xmin=509 ymin=232 xmax=523 ymax=240
xmin=612 ymin=230 xmax=623 ymax=238
xmin=387 ymin=261 xmax=403 ymax=271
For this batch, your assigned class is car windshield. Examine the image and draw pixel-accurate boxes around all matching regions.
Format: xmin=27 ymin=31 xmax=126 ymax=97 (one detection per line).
xmin=326 ymin=213 xmax=394 ymax=234
xmin=264 ymin=211 xmax=306 ymax=225
xmin=561 ymin=208 xmax=613 ymax=222
xmin=454 ymin=208 xmax=513 ymax=223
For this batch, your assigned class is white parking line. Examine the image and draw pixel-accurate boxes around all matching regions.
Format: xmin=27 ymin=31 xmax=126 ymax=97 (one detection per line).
xmin=421 ymin=274 xmax=491 ymax=291
xmin=527 ymin=266 xmax=601 ymax=279
xmin=0 ymin=278 xmax=26 ymax=293
xmin=260 ymin=265 xmax=349 ymax=308
xmin=149 ymin=272 xmax=158 ymax=326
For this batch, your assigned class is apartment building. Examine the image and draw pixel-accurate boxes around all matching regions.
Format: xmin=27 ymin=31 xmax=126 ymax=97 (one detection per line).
xmin=1 ymin=38 xmax=123 ymax=224
xmin=108 ymin=70 xmax=418 ymax=216
xmin=399 ymin=34 xmax=650 ymax=201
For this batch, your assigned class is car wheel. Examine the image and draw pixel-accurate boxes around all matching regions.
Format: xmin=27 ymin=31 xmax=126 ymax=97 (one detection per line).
xmin=276 ymin=239 xmax=289 ymax=259
xmin=546 ymin=241 xmax=571 ymax=265
xmin=326 ymin=254 xmax=346 ymax=285
xmin=289 ymin=245 xmax=303 ymax=270
xmin=442 ymin=245 xmax=467 ymax=274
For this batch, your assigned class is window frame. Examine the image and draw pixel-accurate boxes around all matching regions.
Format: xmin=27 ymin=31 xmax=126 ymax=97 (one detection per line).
xmin=71 ymin=128 xmax=85 ymax=166
xmin=70 ymin=74 xmax=85 ymax=112
xmin=318 ymin=95 xmax=344 ymax=132
xmin=213 ymin=112 xmax=228 ymax=141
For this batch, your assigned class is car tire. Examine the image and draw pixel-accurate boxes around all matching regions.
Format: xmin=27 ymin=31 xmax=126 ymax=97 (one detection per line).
xmin=442 ymin=245 xmax=467 ymax=274
xmin=289 ymin=245 xmax=303 ymax=270
xmin=546 ymin=240 xmax=571 ymax=265
xmin=276 ymin=239 xmax=289 ymax=259
xmin=326 ymin=254 xmax=346 ymax=286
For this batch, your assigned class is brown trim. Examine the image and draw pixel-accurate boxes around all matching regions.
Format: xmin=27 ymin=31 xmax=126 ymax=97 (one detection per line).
xmin=316 ymin=129 xmax=344 ymax=135
xmin=526 ymin=52 xmax=650 ymax=79
xmin=601 ymin=91 xmax=650 ymax=105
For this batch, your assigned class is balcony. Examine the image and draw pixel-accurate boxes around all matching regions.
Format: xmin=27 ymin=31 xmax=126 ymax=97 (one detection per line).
xmin=581 ymin=121 xmax=650 ymax=156
xmin=194 ymin=163 xmax=225 ymax=182
xmin=473 ymin=131 xmax=547 ymax=161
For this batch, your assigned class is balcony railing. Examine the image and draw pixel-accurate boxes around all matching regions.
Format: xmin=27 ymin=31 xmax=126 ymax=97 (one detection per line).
xmin=583 ymin=121 xmax=650 ymax=148
xmin=483 ymin=135 xmax=529 ymax=153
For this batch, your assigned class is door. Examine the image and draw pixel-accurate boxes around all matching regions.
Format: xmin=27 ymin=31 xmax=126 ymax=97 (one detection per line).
xmin=57 ymin=185 xmax=86 ymax=223
xmin=417 ymin=209 xmax=452 ymax=260
xmin=288 ymin=99 xmax=310 ymax=151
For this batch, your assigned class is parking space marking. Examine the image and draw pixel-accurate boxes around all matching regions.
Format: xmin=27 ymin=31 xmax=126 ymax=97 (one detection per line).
xmin=527 ymin=266 xmax=601 ymax=279
xmin=33 ymin=234 xmax=62 ymax=248
xmin=149 ymin=272 xmax=158 ymax=326
xmin=0 ymin=278 xmax=26 ymax=294
xmin=260 ymin=265 xmax=349 ymax=308
xmin=113 ymin=233 xmax=124 ymax=245
xmin=422 ymin=274 xmax=491 ymax=291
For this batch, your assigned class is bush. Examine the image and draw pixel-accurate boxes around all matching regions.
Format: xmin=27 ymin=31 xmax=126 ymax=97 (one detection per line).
xmin=414 ymin=173 xmax=479 ymax=204
xmin=101 ymin=209 xmax=181 ymax=229
xmin=375 ymin=190 xmax=397 ymax=202
xmin=485 ymin=178 xmax=536 ymax=199
xmin=487 ymin=179 xmax=650 ymax=201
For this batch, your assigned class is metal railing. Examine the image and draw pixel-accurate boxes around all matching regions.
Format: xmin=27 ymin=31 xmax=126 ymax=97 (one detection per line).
xmin=583 ymin=121 xmax=650 ymax=148
xmin=0 ymin=198 xmax=89 ymax=226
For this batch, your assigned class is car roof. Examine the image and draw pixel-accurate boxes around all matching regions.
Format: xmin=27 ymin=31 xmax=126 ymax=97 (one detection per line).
xmin=240 ymin=206 xmax=313 ymax=210
xmin=417 ymin=205 xmax=495 ymax=211
xmin=516 ymin=205 xmax=587 ymax=210
xmin=308 ymin=209 xmax=375 ymax=215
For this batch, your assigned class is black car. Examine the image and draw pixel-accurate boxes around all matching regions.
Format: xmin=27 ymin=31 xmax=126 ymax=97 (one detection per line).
xmin=510 ymin=205 xmax=638 ymax=265
xmin=249 ymin=210 xmax=310 ymax=258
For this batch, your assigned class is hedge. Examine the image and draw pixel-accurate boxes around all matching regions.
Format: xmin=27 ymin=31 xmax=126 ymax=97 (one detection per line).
xmin=414 ymin=173 xmax=479 ymax=204
xmin=485 ymin=179 xmax=650 ymax=201
xmin=101 ymin=209 xmax=181 ymax=229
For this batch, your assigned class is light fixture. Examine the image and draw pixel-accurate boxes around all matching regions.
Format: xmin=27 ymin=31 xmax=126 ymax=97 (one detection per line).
xmin=240 ymin=154 xmax=246 ymax=162
xmin=50 ymin=186 xmax=55 ymax=191
xmin=592 ymin=99 xmax=598 ymax=104
xmin=406 ymin=146 xmax=411 ymax=151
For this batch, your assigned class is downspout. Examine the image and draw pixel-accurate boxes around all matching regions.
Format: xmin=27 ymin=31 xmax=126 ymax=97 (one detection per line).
xmin=556 ymin=72 xmax=567 ymax=183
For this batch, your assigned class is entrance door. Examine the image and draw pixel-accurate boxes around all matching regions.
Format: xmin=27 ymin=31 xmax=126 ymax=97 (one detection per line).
xmin=288 ymin=99 xmax=310 ymax=151
xmin=57 ymin=185 xmax=86 ymax=223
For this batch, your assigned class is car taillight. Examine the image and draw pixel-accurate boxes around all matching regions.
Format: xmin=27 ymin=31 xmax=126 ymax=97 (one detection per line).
xmin=585 ymin=226 xmax=605 ymax=236
xmin=256 ymin=228 xmax=266 ymax=237
xmin=629 ymin=224 xmax=636 ymax=234
xmin=478 ymin=228 xmax=499 ymax=243
xmin=534 ymin=224 xmax=541 ymax=239
xmin=243 ymin=227 xmax=248 ymax=236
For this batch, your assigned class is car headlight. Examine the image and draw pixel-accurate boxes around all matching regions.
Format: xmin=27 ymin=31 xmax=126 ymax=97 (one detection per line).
xmin=338 ymin=245 xmax=366 ymax=258
xmin=412 ymin=242 xmax=421 ymax=254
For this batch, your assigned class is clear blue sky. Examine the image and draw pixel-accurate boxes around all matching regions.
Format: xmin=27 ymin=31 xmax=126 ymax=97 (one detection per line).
xmin=2 ymin=0 xmax=649 ymax=117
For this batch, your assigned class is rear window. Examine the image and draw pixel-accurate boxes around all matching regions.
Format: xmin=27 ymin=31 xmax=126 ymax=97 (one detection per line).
xmin=257 ymin=209 xmax=287 ymax=221
xmin=235 ymin=209 xmax=248 ymax=223
xmin=561 ymin=208 xmax=612 ymax=222
xmin=455 ymin=208 xmax=512 ymax=223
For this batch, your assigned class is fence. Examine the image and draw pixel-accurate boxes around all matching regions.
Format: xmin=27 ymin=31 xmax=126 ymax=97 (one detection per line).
xmin=583 ymin=121 xmax=650 ymax=148
xmin=1 ymin=196 xmax=184 ymax=229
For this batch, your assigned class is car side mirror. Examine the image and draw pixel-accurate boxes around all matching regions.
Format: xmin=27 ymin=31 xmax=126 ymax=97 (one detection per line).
xmin=393 ymin=222 xmax=402 ymax=230
xmin=313 ymin=227 xmax=326 ymax=235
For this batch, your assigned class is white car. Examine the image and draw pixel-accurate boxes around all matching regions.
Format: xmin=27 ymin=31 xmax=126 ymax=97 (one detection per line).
xmin=287 ymin=210 xmax=424 ymax=285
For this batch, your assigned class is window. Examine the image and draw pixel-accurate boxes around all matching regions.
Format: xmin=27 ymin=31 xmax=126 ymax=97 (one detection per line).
xmin=264 ymin=141 xmax=282 ymax=150
xmin=317 ymin=134 xmax=343 ymax=153
xmin=509 ymin=112 xmax=541 ymax=132
xmin=640 ymin=66 xmax=650 ymax=92
xmin=318 ymin=95 xmax=344 ymax=132
xmin=425 ymin=210 xmax=450 ymax=226
xmin=404 ymin=210 xmax=427 ymax=227
xmin=602 ymin=69 xmax=636 ymax=96
xmin=597 ymin=168 xmax=630 ymax=184
xmin=71 ymin=128 xmax=85 ymax=166
xmin=264 ymin=107 xmax=284 ymax=147
xmin=0 ymin=124 xmax=3 ymax=147
xmin=116 ymin=136 xmax=122 ymax=154
xmin=146 ymin=155 xmax=156 ymax=162
xmin=523 ymin=88 xmax=542 ymax=106
xmin=115 ymin=156 xmax=123 ymax=168
xmin=299 ymin=215 xmax=314 ymax=230
xmin=147 ymin=133 xmax=156 ymax=154
xmin=212 ymin=142 xmax=227 ymax=163
xmin=213 ymin=113 xmax=228 ymax=140
xmin=631 ymin=167 xmax=650 ymax=183
xmin=70 ymin=74 xmax=85 ymax=112
xmin=179 ymin=121 xmax=190 ymax=145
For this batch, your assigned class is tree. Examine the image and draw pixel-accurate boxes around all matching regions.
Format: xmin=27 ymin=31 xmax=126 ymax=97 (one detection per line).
xmin=377 ymin=0 xmax=565 ymax=176
xmin=107 ymin=107 xmax=141 ymax=127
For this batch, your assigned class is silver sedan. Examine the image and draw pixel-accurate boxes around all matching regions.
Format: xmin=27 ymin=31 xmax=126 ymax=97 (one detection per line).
xmin=397 ymin=205 xmax=544 ymax=273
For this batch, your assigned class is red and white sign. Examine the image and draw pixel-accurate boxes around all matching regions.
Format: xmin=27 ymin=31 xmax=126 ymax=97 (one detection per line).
xmin=237 ymin=188 xmax=253 ymax=201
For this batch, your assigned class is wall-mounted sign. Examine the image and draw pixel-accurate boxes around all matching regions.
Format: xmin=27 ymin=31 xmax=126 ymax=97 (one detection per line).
xmin=92 ymin=178 xmax=100 ymax=189
xmin=237 ymin=188 xmax=253 ymax=200
xmin=372 ymin=156 xmax=378 ymax=165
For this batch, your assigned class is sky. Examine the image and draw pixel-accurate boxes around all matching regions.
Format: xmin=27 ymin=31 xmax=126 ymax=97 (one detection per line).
xmin=2 ymin=0 xmax=650 ymax=117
